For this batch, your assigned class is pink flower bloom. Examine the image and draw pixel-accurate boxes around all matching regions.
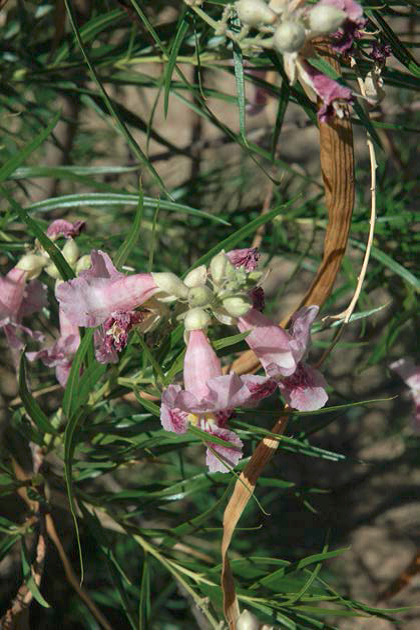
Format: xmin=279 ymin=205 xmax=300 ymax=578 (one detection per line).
xmin=390 ymin=358 xmax=420 ymax=433
xmin=227 ymin=248 xmax=260 ymax=271
xmin=47 ymin=219 xmax=86 ymax=239
xmin=0 ymin=266 xmax=47 ymax=365
xmin=160 ymin=329 xmax=274 ymax=472
xmin=318 ymin=0 xmax=366 ymax=53
xmin=27 ymin=308 xmax=80 ymax=387
xmin=298 ymin=61 xmax=353 ymax=123
xmin=238 ymin=306 xmax=329 ymax=411
xmin=94 ymin=310 xmax=149 ymax=364
xmin=55 ymin=250 xmax=157 ymax=328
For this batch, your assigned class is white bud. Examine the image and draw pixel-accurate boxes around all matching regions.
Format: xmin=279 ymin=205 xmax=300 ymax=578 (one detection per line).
xmin=237 ymin=609 xmax=260 ymax=630
xmin=236 ymin=0 xmax=276 ymax=27
xmin=188 ymin=286 xmax=214 ymax=308
xmin=184 ymin=307 xmax=211 ymax=331
xmin=269 ymin=0 xmax=287 ymax=13
xmin=61 ymin=238 xmax=79 ymax=265
xmin=273 ymin=20 xmax=306 ymax=53
xmin=210 ymin=252 xmax=228 ymax=285
xmin=16 ymin=254 xmax=46 ymax=279
xmin=45 ymin=263 xmax=61 ymax=279
xmin=222 ymin=295 xmax=252 ymax=318
xmin=309 ymin=5 xmax=346 ymax=35
xmin=75 ymin=254 xmax=92 ymax=274
xmin=152 ymin=272 xmax=188 ymax=300
xmin=184 ymin=265 xmax=207 ymax=288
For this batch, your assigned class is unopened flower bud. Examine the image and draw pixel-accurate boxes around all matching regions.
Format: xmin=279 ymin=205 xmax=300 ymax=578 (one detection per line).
xmin=184 ymin=307 xmax=211 ymax=331
xmin=309 ymin=5 xmax=346 ymax=34
xmin=188 ymin=286 xmax=214 ymax=308
xmin=45 ymin=263 xmax=61 ymax=279
xmin=237 ymin=609 xmax=260 ymax=630
xmin=184 ymin=265 xmax=207 ymax=288
xmin=16 ymin=254 xmax=46 ymax=279
xmin=222 ymin=295 xmax=252 ymax=317
xmin=247 ymin=270 xmax=264 ymax=283
xmin=210 ymin=252 xmax=228 ymax=285
xmin=152 ymin=272 xmax=188 ymax=299
xmin=75 ymin=255 xmax=92 ymax=274
xmin=61 ymin=238 xmax=79 ymax=265
xmin=273 ymin=20 xmax=306 ymax=53
xmin=236 ymin=0 xmax=276 ymax=27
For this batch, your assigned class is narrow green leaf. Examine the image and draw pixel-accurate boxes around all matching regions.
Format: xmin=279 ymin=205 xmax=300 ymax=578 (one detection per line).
xmin=18 ymin=354 xmax=59 ymax=437
xmin=21 ymin=539 xmax=50 ymax=608
xmin=28 ymin=193 xmax=230 ymax=225
xmin=0 ymin=111 xmax=60 ymax=182
xmin=368 ymin=10 xmax=420 ymax=77
xmin=271 ymin=79 xmax=290 ymax=158
xmin=164 ymin=14 xmax=189 ymax=117
xmin=139 ymin=554 xmax=151 ymax=630
xmin=63 ymin=329 xmax=95 ymax=419
xmin=114 ymin=179 xmax=144 ymax=269
xmin=233 ymin=43 xmax=248 ymax=145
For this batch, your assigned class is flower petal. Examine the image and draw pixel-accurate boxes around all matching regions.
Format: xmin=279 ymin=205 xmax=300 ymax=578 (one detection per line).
xmin=238 ymin=308 xmax=296 ymax=377
xmin=47 ymin=219 xmax=86 ymax=239
xmin=204 ymin=425 xmax=244 ymax=473
xmin=0 ymin=267 xmax=27 ymax=323
xmin=288 ymin=305 xmax=319 ymax=363
xmin=183 ymin=330 xmax=222 ymax=400
xmin=56 ymin=250 xmax=157 ymax=327
xmin=279 ymin=362 xmax=328 ymax=411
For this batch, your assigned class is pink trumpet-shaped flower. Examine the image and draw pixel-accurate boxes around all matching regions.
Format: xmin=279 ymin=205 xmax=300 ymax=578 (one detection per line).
xmin=238 ymin=306 xmax=328 ymax=411
xmin=55 ymin=250 xmax=158 ymax=328
xmin=160 ymin=329 xmax=275 ymax=472
xmin=319 ymin=0 xmax=366 ymax=53
xmin=390 ymin=358 xmax=420 ymax=433
xmin=27 ymin=308 xmax=80 ymax=387
xmin=0 ymin=266 xmax=47 ymax=365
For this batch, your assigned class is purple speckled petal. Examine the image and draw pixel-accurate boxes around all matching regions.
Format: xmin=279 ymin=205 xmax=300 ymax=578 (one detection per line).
xmin=204 ymin=424 xmax=244 ymax=473
xmin=279 ymin=362 xmax=328 ymax=411
xmin=47 ymin=219 xmax=86 ymax=239
xmin=226 ymin=248 xmax=261 ymax=271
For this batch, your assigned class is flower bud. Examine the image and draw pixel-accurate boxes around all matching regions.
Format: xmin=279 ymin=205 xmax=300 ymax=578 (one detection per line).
xmin=75 ymin=254 xmax=92 ymax=274
xmin=184 ymin=265 xmax=207 ymax=288
xmin=210 ymin=252 xmax=228 ymax=285
xmin=16 ymin=254 xmax=47 ymax=279
xmin=273 ymin=20 xmax=306 ymax=53
xmin=184 ymin=307 xmax=211 ymax=331
xmin=235 ymin=0 xmax=276 ymax=28
xmin=188 ymin=286 xmax=214 ymax=308
xmin=45 ymin=263 xmax=61 ymax=279
xmin=61 ymin=238 xmax=79 ymax=265
xmin=222 ymin=295 xmax=252 ymax=317
xmin=237 ymin=609 xmax=260 ymax=630
xmin=309 ymin=5 xmax=346 ymax=35
xmin=152 ymin=272 xmax=188 ymax=299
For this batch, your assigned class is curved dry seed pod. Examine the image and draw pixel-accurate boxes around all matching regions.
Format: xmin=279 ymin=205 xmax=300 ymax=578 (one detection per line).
xmin=221 ymin=43 xmax=355 ymax=630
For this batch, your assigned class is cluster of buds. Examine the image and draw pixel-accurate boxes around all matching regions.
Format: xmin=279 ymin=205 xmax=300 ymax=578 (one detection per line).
xmin=152 ymin=247 xmax=263 ymax=336
xmin=209 ymin=0 xmax=366 ymax=122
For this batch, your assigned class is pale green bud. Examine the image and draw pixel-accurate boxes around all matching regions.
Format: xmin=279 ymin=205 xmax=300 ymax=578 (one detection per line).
xmin=273 ymin=20 xmax=306 ymax=53
xmin=184 ymin=265 xmax=207 ymax=288
xmin=75 ymin=255 xmax=92 ymax=274
xmin=236 ymin=0 xmax=276 ymax=27
xmin=309 ymin=5 xmax=346 ymax=34
xmin=222 ymin=295 xmax=252 ymax=317
xmin=152 ymin=272 xmax=188 ymax=299
xmin=237 ymin=609 xmax=260 ymax=630
xmin=210 ymin=252 xmax=228 ymax=285
xmin=188 ymin=286 xmax=214 ymax=308
xmin=16 ymin=254 xmax=47 ymax=279
xmin=247 ymin=270 xmax=264 ymax=283
xmin=45 ymin=263 xmax=61 ymax=279
xmin=184 ymin=307 xmax=211 ymax=331
xmin=61 ymin=238 xmax=79 ymax=265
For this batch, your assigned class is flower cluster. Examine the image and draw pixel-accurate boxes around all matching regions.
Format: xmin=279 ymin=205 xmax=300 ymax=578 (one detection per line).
xmin=1 ymin=222 xmax=329 ymax=472
xmin=235 ymin=0 xmax=365 ymax=121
